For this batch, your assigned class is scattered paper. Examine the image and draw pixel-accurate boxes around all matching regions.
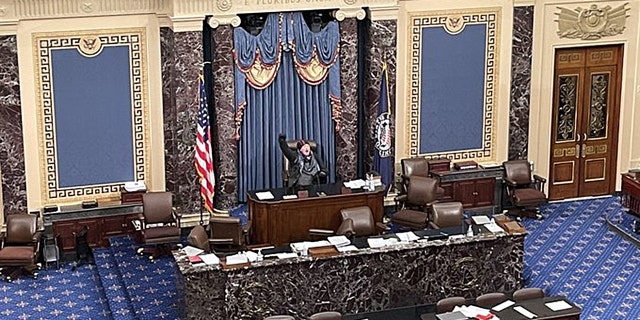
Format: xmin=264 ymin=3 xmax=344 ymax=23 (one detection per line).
xmin=328 ymin=235 xmax=351 ymax=247
xmin=472 ymin=215 xmax=491 ymax=224
xmin=199 ymin=253 xmax=220 ymax=265
xmin=396 ymin=232 xmax=420 ymax=242
xmin=454 ymin=305 xmax=491 ymax=318
xmin=291 ymin=240 xmax=331 ymax=252
xmin=225 ymin=253 xmax=249 ymax=265
xmin=343 ymin=179 xmax=366 ymax=189
xmin=255 ymin=191 xmax=274 ymax=200
xmin=513 ymin=306 xmax=537 ymax=319
xmin=282 ymin=194 xmax=297 ymax=200
xmin=336 ymin=245 xmax=359 ymax=252
xmin=545 ymin=300 xmax=572 ymax=311
xmin=275 ymin=253 xmax=299 ymax=259
xmin=485 ymin=223 xmax=506 ymax=233
xmin=492 ymin=300 xmax=515 ymax=311
xmin=182 ymin=246 xmax=204 ymax=257
xmin=367 ymin=238 xmax=386 ymax=248
xmin=244 ymin=251 xmax=258 ymax=262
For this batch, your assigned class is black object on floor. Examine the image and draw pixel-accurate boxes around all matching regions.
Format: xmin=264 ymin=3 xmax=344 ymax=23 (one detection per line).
xmin=72 ymin=225 xmax=94 ymax=271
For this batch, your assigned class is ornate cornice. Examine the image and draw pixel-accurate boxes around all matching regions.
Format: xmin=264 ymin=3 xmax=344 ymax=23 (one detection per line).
xmin=556 ymin=3 xmax=630 ymax=40
xmin=0 ymin=0 xmax=399 ymax=32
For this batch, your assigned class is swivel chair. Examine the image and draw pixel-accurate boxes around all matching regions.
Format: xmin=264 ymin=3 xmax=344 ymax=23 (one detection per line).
xmin=513 ymin=287 xmax=545 ymax=302
xmin=503 ymin=160 xmax=547 ymax=220
xmin=282 ymin=139 xmax=325 ymax=187
xmin=0 ymin=213 xmax=41 ymax=282
xmin=310 ymin=206 xmax=388 ymax=239
xmin=429 ymin=202 xmax=464 ymax=229
xmin=436 ymin=296 xmax=467 ymax=313
xmin=309 ymin=311 xmax=342 ymax=320
xmin=391 ymin=176 xmax=443 ymax=230
xmin=475 ymin=292 xmax=508 ymax=309
xmin=137 ymin=192 xmax=182 ymax=260
xmin=397 ymin=157 xmax=430 ymax=196
xmin=187 ymin=225 xmax=212 ymax=254
xmin=209 ymin=217 xmax=250 ymax=255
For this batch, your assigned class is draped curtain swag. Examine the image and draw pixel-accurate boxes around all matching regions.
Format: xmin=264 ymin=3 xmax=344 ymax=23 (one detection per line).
xmin=233 ymin=12 xmax=342 ymax=140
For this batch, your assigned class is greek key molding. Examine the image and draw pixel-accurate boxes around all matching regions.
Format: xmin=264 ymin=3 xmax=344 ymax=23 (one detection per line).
xmin=33 ymin=28 xmax=149 ymax=203
xmin=407 ymin=8 xmax=500 ymax=161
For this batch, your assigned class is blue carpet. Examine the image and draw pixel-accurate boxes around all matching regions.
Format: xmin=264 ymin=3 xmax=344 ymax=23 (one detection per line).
xmin=2 ymin=197 xmax=640 ymax=319
xmin=0 ymin=262 xmax=111 ymax=319
xmin=108 ymin=235 xmax=181 ymax=320
xmin=521 ymin=196 xmax=640 ymax=320
xmin=93 ymin=246 xmax=136 ymax=319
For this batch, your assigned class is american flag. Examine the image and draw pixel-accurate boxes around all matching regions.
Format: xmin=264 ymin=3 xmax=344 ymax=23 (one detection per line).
xmin=195 ymin=76 xmax=215 ymax=213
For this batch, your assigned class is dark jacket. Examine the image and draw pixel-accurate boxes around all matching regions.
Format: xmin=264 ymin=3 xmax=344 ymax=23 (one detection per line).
xmin=278 ymin=135 xmax=326 ymax=187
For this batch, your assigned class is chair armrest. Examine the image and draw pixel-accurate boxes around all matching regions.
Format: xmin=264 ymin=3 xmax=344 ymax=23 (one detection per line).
xmin=375 ymin=222 xmax=390 ymax=233
xmin=209 ymin=238 xmax=234 ymax=245
xmin=428 ymin=221 xmax=440 ymax=229
xmin=504 ymin=178 xmax=518 ymax=187
xmin=309 ymin=228 xmax=334 ymax=237
xmin=533 ymin=174 xmax=547 ymax=191
xmin=336 ymin=219 xmax=355 ymax=238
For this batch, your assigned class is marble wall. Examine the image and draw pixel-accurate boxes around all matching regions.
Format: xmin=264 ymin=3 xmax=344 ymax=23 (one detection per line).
xmin=0 ymin=35 xmax=27 ymax=215
xmin=161 ymin=29 xmax=203 ymax=214
xmin=365 ymin=19 xmax=397 ymax=179
xmin=177 ymin=234 xmax=524 ymax=319
xmin=508 ymin=6 xmax=534 ymax=160
xmin=210 ymin=25 xmax=237 ymax=210
xmin=336 ymin=18 xmax=359 ymax=181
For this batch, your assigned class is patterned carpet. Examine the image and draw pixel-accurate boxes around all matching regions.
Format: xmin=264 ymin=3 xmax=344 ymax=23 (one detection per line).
xmin=0 ymin=197 xmax=639 ymax=319
xmin=521 ymin=196 xmax=640 ymax=320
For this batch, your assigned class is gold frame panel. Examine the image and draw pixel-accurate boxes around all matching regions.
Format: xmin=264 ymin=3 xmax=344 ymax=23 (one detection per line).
xmin=33 ymin=28 xmax=149 ymax=204
xmin=406 ymin=8 xmax=500 ymax=161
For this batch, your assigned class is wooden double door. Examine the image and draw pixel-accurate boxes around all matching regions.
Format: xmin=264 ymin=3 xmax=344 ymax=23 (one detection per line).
xmin=549 ymin=45 xmax=622 ymax=200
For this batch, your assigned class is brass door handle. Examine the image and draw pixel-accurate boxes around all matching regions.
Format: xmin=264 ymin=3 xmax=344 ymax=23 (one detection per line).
xmin=576 ymin=144 xmax=580 ymax=158
xmin=583 ymin=133 xmax=587 ymax=141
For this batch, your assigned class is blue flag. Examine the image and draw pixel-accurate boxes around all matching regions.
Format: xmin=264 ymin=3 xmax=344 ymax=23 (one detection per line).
xmin=373 ymin=62 xmax=393 ymax=192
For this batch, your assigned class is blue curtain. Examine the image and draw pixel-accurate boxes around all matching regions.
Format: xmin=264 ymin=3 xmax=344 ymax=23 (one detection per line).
xmin=235 ymin=13 xmax=340 ymax=202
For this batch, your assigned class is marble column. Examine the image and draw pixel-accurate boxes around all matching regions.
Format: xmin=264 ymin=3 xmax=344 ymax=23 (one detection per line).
xmin=0 ymin=35 xmax=27 ymax=215
xmin=210 ymin=25 xmax=238 ymax=209
xmin=161 ymin=29 xmax=203 ymax=214
xmin=365 ymin=19 xmax=397 ymax=180
xmin=508 ymin=6 xmax=534 ymax=160
xmin=337 ymin=18 xmax=359 ymax=181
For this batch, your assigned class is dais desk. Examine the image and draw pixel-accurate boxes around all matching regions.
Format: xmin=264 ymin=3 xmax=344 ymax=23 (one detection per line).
xmin=247 ymin=183 xmax=385 ymax=246
xmin=174 ymin=232 xmax=524 ymax=319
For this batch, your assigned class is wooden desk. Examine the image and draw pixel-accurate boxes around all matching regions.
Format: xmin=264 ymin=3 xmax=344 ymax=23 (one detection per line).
xmin=431 ymin=167 xmax=503 ymax=212
xmin=247 ymin=183 xmax=385 ymax=246
xmin=621 ymin=173 xmax=640 ymax=217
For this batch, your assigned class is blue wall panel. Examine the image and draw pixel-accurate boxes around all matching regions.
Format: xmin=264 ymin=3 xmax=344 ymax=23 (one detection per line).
xmin=51 ymin=46 xmax=134 ymax=188
xmin=419 ymin=24 xmax=486 ymax=154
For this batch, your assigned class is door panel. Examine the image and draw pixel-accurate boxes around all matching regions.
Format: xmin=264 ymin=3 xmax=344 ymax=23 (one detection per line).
xmin=549 ymin=45 xmax=621 ymax=200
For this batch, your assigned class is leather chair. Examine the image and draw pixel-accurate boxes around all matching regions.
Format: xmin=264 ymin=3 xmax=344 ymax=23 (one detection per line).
xmin=137 ymin=192 xmax=182 ymax=260
xmin=282 ymin=139 xmax=322 ymax=187
xmin=513 ymin=287 xmax=545 ymax=302
xmin=187 ymin=225 xmax=211 ymax=254
xmin=338 ymin=206 xmax=388 ymax=238
xmin=429 ymin=202 xmax=464 ymax=229
xmin=309 ymin=311 xmax=342 ymax=320
xmin=503 ymin=160 xmax=547 ymax=220
xmin=392 ymin=176 xmax=444 ymax=230
xmin=475 ymin=292 xmax=508 ymax=308
xmin=0 ymin=213 xmax=41 ymax=282
xmin=436 ymin=296 xmax=467 ymax=313
xmin=209 ymin=217 xmax=250 ymax=254
xmin=397 ymin=157 xmax=430 ymax=196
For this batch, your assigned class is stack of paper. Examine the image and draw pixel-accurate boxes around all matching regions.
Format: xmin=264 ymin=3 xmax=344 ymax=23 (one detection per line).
xmin=182 ymin=246 xmax=204 ymax=257
xmin=545 ymin=300 xmax=572 ymax=311
xmin=367 ymin=238 xmax=386 ymax=248
xmin=472 ymin=215 xmax=491 ymax=224
xmin=226 ymin=253 xmax=249 ymax=265
xmin=343 ymin=180 xmax=366 ymax=189
xmin=514 ymin=306 xmax=537 ymax=319
xmin=255 ymin=191 xmax=274 ymax=200
xmin=290 ymin=240 xmax=331 ymax=252
xmin=328 ymin=235 xmax=351 ymax=247
xmin=199 ymin=253 xmax=220 ymax=265
xmin=396 ymin=232 xmax=420 ymax=242
xmin=336 ymin=245 xmax=359 ymax=252
xmin=485 ymin=223 xmax=505 ymax=234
